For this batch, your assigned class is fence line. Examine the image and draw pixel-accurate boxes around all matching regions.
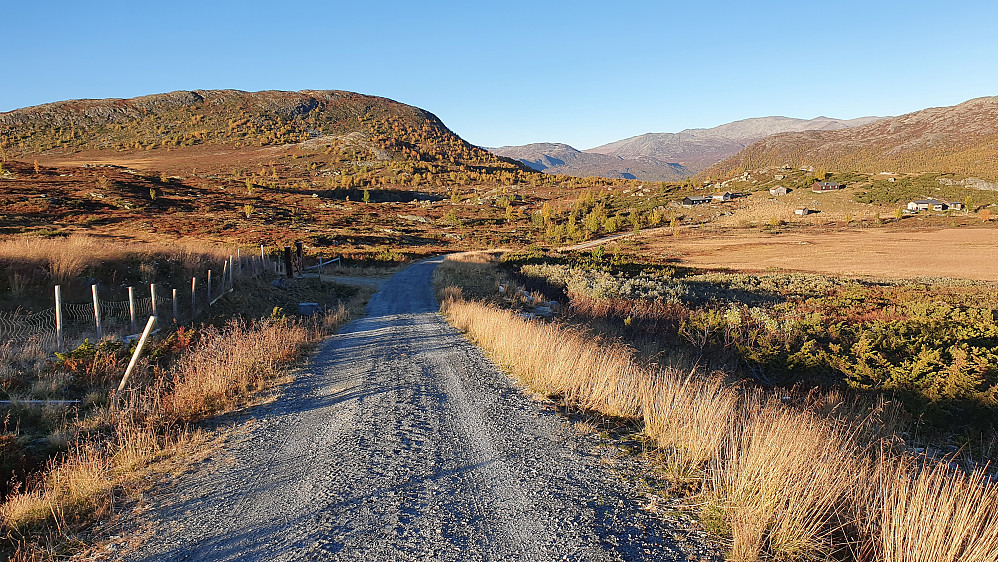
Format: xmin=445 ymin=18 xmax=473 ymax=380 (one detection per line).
xmin=0 ymin=248 xmax=278 ymax=352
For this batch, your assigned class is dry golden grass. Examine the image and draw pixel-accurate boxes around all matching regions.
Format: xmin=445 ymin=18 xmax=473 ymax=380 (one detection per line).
xmin=437 ymin=257 xmax=998 ymax=560
xmin=1 ymin=423 xmax=205 ymax=540
xmin=431 ymin=251 xmax=508 ymax=302
xmin=710 ymin=404 xmax=864 ymax=561
xmin=444 ymin=300 xmax=642 ymax=417
xmin=0 ymin=306 xmax=350 ymax=557
xmin=162 ymin=317 xmax=312 ymax=422
xmin=0 ymin=234 xmax=233 ymax=285
xmin=646 ymin=227 xmax=998 ymax=281
xmin=869 ymin=457 xmax=998 ymax=562
xmin=641 ymin=372 xmax=739 ymax=480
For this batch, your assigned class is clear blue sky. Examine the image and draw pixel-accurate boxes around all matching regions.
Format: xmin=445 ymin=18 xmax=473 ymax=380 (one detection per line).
xmin=3 ymin=1 xmax=997 ymax=149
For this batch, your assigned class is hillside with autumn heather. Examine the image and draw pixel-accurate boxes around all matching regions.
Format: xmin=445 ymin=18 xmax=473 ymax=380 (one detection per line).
xmin=704 ymin=96 xmax=998 ymax=180
xmin=0 ymin=89 xmax=515 ymax=169
xmin=0 ymin=89 xmax=672 ymax=259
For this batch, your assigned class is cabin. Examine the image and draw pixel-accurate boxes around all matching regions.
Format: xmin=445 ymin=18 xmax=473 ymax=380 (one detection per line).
xmin=811 ymin=181 xmax=843 ymax=193
xmin=682 ymin=196 xmax=711 ymax=206
xmin=907 ymin=199 xmax=959 ymax=212
xmin=712 ymin=191 xmax=733 ymax=202
xmin=770 ymin=186 xmax=789 ymax=196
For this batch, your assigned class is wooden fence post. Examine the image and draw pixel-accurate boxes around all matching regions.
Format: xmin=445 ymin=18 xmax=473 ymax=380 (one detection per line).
xmin=207 ymin=269 xmax=213 ymax=301
xmin=91 ymin=284 xmax=103 ymax=340
xmin=172 ymin=288 xmax=179 ymax=322
xmin=229 ymin=255 xmax=235 ymax=286
xmin=284 ymin=246 xmax=294 ymax=278
xmin=55 ymin=285 xmax=65 ymax=350
xmin=150 ymin=283 xmax=158 ymax=318
xmin=117 ymin=316 xmax=156 ymax=393
xmin=128 ymin=286 xmax=137 ymax=333
xmin=237 ymin=249 xmax=242 ymax=277
xmin=191 ymin=277 xmax=197 ymax=317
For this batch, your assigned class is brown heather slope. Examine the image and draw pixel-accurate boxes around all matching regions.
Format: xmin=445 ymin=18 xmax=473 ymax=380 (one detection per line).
xmin=0 ymin=89 xmax=518 ymax=170
xmin=0 ymin=90 xmax=673 ymax=261
xmin=704 ymin=96 xmax=998 ymax=180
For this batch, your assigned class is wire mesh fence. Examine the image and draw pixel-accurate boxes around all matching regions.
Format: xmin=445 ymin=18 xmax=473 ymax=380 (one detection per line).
xmin=0 ymin=252 xmax=274 ymax=353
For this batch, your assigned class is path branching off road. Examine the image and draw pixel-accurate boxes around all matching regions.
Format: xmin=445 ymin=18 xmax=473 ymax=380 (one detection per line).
xmin=131 ymin=258 xmax=715 ymax=561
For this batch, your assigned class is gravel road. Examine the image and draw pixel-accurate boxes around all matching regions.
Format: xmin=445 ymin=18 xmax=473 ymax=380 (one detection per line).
xmin=130 ymin=257 xmax=716 ymax=561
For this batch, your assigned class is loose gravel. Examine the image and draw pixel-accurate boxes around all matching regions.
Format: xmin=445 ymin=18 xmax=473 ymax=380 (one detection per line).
xmin=128 ymin=257 xmax=720 ymax=561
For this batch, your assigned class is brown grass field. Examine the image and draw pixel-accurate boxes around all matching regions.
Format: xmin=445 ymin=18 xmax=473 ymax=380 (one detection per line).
xmin=644 ymin=226 xmax=998 ymax=281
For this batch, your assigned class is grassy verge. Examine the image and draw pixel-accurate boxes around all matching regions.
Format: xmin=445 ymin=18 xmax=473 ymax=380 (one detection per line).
xmin=0 ymin=285 xmax=369 ymax=559
xmin=435 ymin=253 xmax=998 ymax=561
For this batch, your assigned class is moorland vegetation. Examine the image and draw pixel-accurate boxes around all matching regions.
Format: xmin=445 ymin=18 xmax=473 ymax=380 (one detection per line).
xmin=436 ymin=252 xmax=998 ymax=561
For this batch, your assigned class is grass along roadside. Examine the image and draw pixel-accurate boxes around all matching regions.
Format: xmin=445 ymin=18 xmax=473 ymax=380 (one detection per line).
xmin=435 ymin=253 xmax=998 ymax=561
xmin=0 ymin=292 xmax=366 ymax=560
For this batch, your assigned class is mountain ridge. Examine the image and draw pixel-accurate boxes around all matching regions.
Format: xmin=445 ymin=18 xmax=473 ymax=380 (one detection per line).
xmin=488 ymin=142 xmax=689 ymax=181
xmin=586 ymin=115 xmax=884 ymax=170
xmin=704 ymin=96 xmax=998 ymax=180
xmin=0 ymin=89 xmax=518 ymax=170
xmin=489 ymin=115 xmax=882 ymax=182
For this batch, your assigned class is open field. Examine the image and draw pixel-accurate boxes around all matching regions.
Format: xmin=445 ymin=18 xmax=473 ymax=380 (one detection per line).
xmin=644 ymin=226 xmax=998 ymax=281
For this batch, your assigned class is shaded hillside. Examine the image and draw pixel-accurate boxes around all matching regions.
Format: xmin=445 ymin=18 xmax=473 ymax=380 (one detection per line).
xmin=705 ymin=96 xmax=998 ymax=180
xmin=588 ymin=116 xmax=883 ymax=173
xmin=490 ymin=142 xmax=688 ymax=181
xmin=0 ymin=89 xmax=515 ymax=170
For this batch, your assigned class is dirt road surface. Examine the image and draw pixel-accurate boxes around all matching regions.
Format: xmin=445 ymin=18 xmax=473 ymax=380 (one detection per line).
xmin=129 ymin=257 xmax=714 ymax=561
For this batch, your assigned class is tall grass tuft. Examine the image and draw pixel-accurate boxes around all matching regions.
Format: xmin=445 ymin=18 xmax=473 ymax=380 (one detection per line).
xmin=444 ymin=299 xmax=642 ymax=417
xmin=868 ymin=456 xmax=998 ymax=562
xmin=640 ymin=372 xmax=739 ymax=480
xmin=709 ymin=404 xmax=864 ymax=561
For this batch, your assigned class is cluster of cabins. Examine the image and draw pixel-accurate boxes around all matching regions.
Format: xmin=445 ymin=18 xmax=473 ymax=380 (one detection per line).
xmin=682 ymin=178 xmax=966 ymax=215
xmin=683 ymin=181 xmax=844 ymax=207
xmin=906 ymin=199 xmax=964 ymax=212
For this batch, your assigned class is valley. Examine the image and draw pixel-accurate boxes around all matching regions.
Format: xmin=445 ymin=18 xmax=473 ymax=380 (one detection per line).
xmin=1 ymin=89 xmax=997 ymax=562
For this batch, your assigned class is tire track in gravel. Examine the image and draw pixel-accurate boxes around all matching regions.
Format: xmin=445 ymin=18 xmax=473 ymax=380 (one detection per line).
xmin=129 ymin=257 xmax=717 ymax=561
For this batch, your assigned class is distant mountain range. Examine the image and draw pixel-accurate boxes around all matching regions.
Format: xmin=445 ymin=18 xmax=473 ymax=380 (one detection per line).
xmin=706 ymin=96 xmax=998 ymax=180
xmin=486 ymin=142 xmax=690 ymax=181
xmin=490 ymin=116 xmax=883 ymax=181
